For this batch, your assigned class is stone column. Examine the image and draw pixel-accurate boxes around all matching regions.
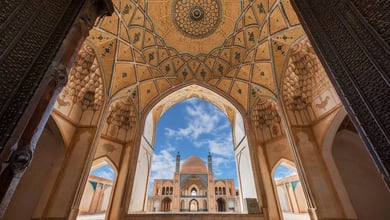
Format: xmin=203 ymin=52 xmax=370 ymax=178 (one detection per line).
xmin=90 ymin=183 xmax=104 ymax=213
xmin=291 ymin=126 xmax=344 ymax=219
xmin=106 ymin=143 xmax=132 ymax=220
xmin=254 ymin=143 xmax=281 ymax=220
xmin=286 ymin=182 xmax=298 ymax=213
xmin=0 ymin=0 xmax=114 ymax=217
xmin=277 ymin=100 xmax=320 ymax=220
xmin=244 ymin=118 xmax=271 ymax=216
xmin=290 ymin=0 xmax=390 ymax=186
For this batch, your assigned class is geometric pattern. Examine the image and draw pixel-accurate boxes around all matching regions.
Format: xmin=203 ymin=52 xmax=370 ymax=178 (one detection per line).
xmin=171 ymin=0 xmax=222 ymax=38
xmin=86 ymin=0 xmax=305 ymax=114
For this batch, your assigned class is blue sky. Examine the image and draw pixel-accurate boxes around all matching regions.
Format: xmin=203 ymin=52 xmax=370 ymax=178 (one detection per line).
xmin=91 ymin=164 xmax=115 ymax=180
xmin=148 ymin=98 xmax=238 ymax=192
xmin=274 ymin=164 xmax=297 ymax=180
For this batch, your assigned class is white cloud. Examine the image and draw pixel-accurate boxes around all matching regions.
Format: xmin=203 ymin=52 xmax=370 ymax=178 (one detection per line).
xmin=151 ymin=98 xmax=239 ymax=190
xmin=182 ymin=98 xmax=199 ymax=105
xmin=208 ymin=135 xmax=234 ymax=158
xmin=149 ymin=148 xmax=176 ymax=180
xmin=91 ymin=166 xmax=115 ymax=180
xmin=213 ymin=170 xmax=223 ymax=177
xmin=165 ymin=144 xmax=176 ymax=153
xmin=210 ymin=155 xmax=236 ymax=179
xmin=274 ymin=165 xmax=297 ymax=180
xmin=213 ymin=156 xmax=230 ymax=167
xmin=164 ymin=128 xmax=177 ymax=137
xmin=164 ymin=100 xmax=226 ymax=140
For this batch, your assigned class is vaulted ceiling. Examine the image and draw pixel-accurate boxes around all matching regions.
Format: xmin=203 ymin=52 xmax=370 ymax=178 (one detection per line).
xmin=86 ymin=0 xmax=305 ymax=114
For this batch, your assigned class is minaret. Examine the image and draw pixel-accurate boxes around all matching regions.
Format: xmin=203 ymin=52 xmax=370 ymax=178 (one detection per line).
xmin=208 ymin=152 xmax=212 ymax=172
xmin=176 ymin=152 xmax=180 ymax=172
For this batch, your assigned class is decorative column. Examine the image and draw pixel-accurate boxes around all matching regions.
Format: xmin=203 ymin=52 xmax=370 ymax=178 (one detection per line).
xmin=278 ymin=98 xmax=331 ymax=220
xmin=0 ymin=0 xmax=114 ymax=217
xmin=244 ymin=118 xmax=270 ymax=216
xmin=290 ymin=0 xmax=390 ymax=186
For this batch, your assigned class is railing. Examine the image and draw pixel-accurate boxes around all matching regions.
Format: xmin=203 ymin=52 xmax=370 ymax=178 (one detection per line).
xmin=180 ymin=195 xmax=207 ymax=198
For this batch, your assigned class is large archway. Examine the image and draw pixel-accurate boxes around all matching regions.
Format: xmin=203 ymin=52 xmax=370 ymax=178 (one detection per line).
xmin=128 ymin=84 xmax=260 ymax=214
xmin=322 ymin=112 xmax=390 ymax=220
xmin=1 ymin=1 xmax=389 ymax=220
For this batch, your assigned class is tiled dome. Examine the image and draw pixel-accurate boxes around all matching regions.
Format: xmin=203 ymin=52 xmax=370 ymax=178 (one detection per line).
xmin=181 ymin=155 xmax=207 ymax=173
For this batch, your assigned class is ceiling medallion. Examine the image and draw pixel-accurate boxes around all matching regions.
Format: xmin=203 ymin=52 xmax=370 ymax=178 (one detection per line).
xmin=172 ymin=0 xmax=222 ymax=39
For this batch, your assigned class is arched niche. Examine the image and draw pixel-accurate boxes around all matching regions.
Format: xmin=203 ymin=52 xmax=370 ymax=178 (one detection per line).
xmin=216 ymin=198 xmax=226 ymax=212
xmin=280 ymin=36 xmax=347 ymax=219
xmin=281 ymin=37 xmax=340 ymax=126
xmin=321 ymin=108 xmax=357 ymax=218
xmin=4 ymin=117 xmax=65 ymax=220
xmin=128 ymin=84 xmax=259 ymax=213
xmin=53 ymin=42 xmax=106 ymax=127
xmin=161 ymin=197 xmax=172 ymax=212
xmin=323 ymin=111 xmax=390 ymax=220
xmin=77 ymin=157 xmax=118 ymax=219
xmin=189 ymin=199 xmax=198 ymax=212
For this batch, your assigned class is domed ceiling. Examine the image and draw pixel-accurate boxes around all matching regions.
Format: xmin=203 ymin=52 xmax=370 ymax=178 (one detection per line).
xmin=86 ymin=0 xmax=305 ymax=114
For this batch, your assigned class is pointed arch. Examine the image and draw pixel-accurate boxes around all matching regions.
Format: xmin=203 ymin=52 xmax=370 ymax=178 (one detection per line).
xmin=272 ymin=158 xmax=297 ymax=175
xmin=322 ymin=108 xmax=390 ymax=219
xmin=320 ymin=108 xmax=355 ymax=218
xmin=77 ymin=157 xmax=117 ymax=218
xmin=271 ymin=158 xmax=309 ymax=217
xmin=189 ymin=199 xmax=199 ymax=212
xmin=216 ymin=198 xmax=226 ymax=212
xmin=161 ymin=197 xmax=172 ymax=212
xmin=129 ymin=84 xmax=260 ymax=213
xmin=91 ymin=156 xmax=119 ymax=176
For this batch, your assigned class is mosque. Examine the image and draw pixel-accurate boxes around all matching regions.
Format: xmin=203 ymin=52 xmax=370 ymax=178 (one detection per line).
xmin=147 ymin=153 xmax=241 ymax=213
xmin=0 ymin=0 xmax=389 ymax=220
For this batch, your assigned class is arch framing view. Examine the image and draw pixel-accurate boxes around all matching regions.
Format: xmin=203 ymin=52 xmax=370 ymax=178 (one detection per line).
xmin=0 ymin=0 xmax=389 ymax=220
xmin=130 ymin=85 xmax=260 ymax=214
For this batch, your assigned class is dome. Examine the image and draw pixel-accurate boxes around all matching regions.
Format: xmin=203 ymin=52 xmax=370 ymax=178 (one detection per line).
xmin=181 ymin=155 xmax=207 ymax=173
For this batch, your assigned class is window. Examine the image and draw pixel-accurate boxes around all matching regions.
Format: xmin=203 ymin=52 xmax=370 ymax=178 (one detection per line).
xmin=191 ymin=188 xmax=197 ymax=196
